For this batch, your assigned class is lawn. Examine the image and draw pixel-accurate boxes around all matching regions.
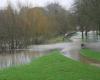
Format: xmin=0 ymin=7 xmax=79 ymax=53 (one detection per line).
xmin=80 ymin=48 xmax=100 ymax=61
xmin=0 ymin=50 xmax=100 ymax=80
xmin=47 ymin=36 xmax=71 ymax=43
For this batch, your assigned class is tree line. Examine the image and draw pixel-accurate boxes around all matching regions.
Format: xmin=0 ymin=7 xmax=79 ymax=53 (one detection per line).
xmin=0 ymin=3 xmax=75 ymax=51
xmin=74 ymin=0 xmax=100 ymax=40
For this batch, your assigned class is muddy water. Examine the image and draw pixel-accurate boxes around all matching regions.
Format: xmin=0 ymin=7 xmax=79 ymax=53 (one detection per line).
xmin=80 ymin=54 xmax=100 ymax=67
xmin=63 ymin=46 xmax=100 ymax=67
xmin=63 ymin=36 xmax=100 ymax=67
xmin=0 ymin=50 xmax=48 ymax=68
xmin=0 ymin=42 xmax=100 ymax=69
xmin=0 ymin=32 xmax=100 ymax=68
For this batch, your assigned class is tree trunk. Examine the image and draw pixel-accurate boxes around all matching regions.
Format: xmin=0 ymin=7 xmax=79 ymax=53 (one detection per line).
xmin=81 ymin=26 xmax=84 ymax=41
xmin=85 ymin=27 xmax=88 ymax=41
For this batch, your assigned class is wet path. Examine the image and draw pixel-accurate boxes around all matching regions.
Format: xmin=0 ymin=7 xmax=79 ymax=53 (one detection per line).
xmin=29 ymin=35 xmax=82 ymax=61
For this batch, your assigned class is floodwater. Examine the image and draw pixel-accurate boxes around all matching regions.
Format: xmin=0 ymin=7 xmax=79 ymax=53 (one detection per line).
xmin=0 ymin=32 xmax=100 ymax=68
xmin=0 ymin=50 xmax=48 ymax=68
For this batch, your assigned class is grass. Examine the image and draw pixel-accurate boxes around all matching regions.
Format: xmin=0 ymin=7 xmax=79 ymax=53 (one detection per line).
xmin=47 ymin=36 xmax=71 ymax=43
xmin=49 ymin=36 xmax=64 ymax=42
xmin=0 ymin=50 xmax=100 ymax=80
xmin=80 ymin=48 xmax=100 ymax=61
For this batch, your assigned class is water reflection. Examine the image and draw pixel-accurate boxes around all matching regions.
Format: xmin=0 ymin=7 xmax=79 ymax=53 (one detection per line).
xmin=0 ymin=50 xmax=46 ymax=68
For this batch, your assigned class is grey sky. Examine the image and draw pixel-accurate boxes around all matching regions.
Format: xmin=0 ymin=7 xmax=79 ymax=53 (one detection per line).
xmin=0 ymin=0 xmax=74 ymax=10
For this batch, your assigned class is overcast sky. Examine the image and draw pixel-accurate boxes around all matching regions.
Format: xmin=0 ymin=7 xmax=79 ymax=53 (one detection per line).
xmin=0 ymin=0 xmax=74 ymax=10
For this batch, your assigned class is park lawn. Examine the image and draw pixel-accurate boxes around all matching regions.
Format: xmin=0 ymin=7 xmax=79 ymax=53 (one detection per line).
xmin=48 ymin=36 xmax=64 ymax=43
xmin=0 ymin=50 xmax=100 ymax=80
xmin=80 ymin=48 xmax=100 ymax=61
xmin=47 ymin=36 xmax=71 ymax=43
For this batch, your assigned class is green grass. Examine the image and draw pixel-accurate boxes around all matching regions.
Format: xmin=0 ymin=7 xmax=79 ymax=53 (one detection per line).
xmin=0 ymin=50 xmax=100 ymax=80
xmin=47 ymin=36 xmax=71 ymax=43
xmin=80 ymin=48 xmax=100 ymax=61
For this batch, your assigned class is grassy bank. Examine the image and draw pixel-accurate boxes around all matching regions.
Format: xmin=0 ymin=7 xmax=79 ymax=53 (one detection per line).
xmin=47 ymin=36 xmax=71 ymax=43
xmin=80 ymin=49 xmax=100 ymax=61
xmin=0 ymin=50 xmax=100 ymax=80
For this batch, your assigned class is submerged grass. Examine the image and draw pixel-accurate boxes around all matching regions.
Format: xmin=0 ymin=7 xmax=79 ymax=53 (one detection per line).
xmin=80 ymin=48 xmax=100 ymax=61
xmin=0 ymin=50 xmax=100 ymax=80
xmin=47 ymin=36 xmax=71 ymax=43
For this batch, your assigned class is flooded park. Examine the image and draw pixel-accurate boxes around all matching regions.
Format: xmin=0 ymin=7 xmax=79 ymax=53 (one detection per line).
xmin=0 ymin=32 xmax=99 ymax=68
xmin=0 ymin=0 xmax=100 ymax=80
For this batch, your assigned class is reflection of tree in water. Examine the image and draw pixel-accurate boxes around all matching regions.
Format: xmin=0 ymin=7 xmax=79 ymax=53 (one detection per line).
xmin=0 ymin=50 xmax=44 ymax=68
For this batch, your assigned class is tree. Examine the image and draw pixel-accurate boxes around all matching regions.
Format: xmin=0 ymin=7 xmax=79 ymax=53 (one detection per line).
xmin=46 ymin=3 xmax=74 ymax=35
xmin=74 ymin=0 xmax=100 ymax=40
